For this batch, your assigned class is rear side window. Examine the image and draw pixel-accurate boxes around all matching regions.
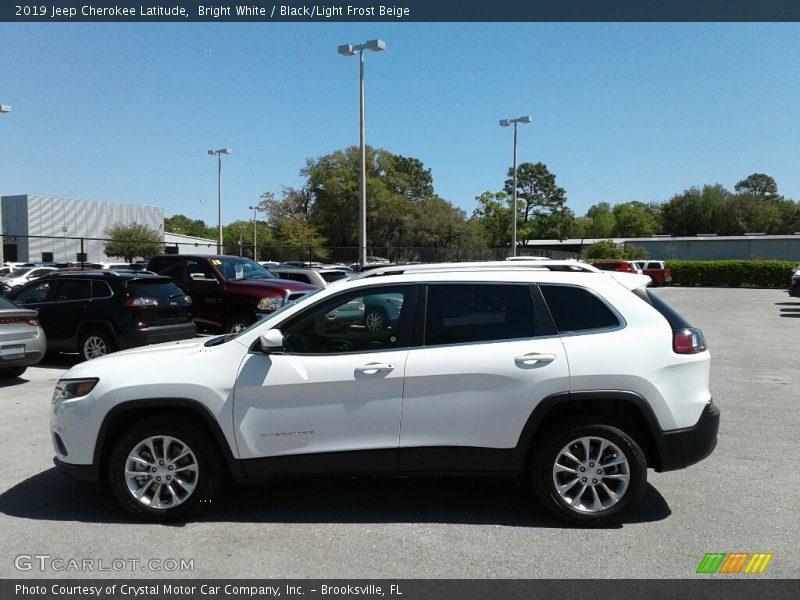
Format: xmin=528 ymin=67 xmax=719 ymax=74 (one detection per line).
xmin=425 ymin=284 xmax=536 ymax=346
xmin=321 ymin=271 xmax=348 ymax=283
xmin=540 ymin=285 xmax=620 ymax=333
xmin=151 ymin=260 xmax=186 ymax=283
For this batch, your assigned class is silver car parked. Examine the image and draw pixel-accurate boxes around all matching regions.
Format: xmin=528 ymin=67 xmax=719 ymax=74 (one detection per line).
xmin=0 ymin=295 xmax=46 ymax=378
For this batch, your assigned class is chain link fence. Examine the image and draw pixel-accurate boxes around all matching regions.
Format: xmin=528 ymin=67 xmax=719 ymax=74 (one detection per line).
xmin=1 ymin=234 xmax=579 ymax=266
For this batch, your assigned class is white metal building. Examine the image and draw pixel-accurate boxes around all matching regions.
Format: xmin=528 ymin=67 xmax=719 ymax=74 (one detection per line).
xmin=1 ymin=194 xmax=164 ymax=263
xmin=163 ymin=231 xmax=218 ymax=256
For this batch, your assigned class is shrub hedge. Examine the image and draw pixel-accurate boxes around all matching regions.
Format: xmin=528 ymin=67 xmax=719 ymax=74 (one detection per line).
xmin=664 ymin=260 xmax=797 ymax=288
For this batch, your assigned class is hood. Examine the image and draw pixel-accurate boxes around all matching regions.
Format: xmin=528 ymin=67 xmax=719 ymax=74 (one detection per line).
xmin=224 ymin=278 xmax=317 ymax=292
xmin=61 ymin=337 xmax=210 ymax=379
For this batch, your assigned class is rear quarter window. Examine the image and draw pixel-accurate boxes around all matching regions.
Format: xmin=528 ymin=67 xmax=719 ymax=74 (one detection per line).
xmin=540 ymin=285 xmax=620 ymax=333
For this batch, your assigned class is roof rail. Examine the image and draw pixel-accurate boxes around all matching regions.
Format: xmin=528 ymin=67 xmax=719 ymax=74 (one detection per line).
xmin=356 ymin=260 xmax=600 ymax=278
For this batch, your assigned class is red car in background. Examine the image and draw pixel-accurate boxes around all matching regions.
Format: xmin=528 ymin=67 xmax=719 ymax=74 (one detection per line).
xmin=590 ymin=260 xmax=641 ymax=274
xmin=591 ymin=260 xmax=672 ymax=286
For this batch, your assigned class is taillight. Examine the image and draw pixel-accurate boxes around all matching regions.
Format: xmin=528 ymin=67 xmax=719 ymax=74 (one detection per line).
xmin=673 ymin=327 xmax=707 ymax=354
xmin=0 ymin=317 xmax=39 ymax=326
xmin=125 ymin=297 xmax=158 ymax=308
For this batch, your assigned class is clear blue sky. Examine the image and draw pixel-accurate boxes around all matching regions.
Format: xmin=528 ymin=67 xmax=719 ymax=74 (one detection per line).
xmin=1 ymin=23 xmax=799 ymax=228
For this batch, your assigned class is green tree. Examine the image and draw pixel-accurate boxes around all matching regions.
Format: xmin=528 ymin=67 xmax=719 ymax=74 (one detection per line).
xmin=661 ymin=184 xmax=728 ymax=236
xmin=503 ymin=162 xmax=567 ymax=243
xmin=104 ymin=223 xmax=162 ymax=262
xmin=612 ymin=201 xmax=659 ymax=237
xmin=585 ymin=202 xmax=617 ymax=238
xmin=470 ymin=191 xmax=511 ymax=247
xmin=164 ymin=214 xmax=215 ymax=239
xmin=585 ymin=240 xmax=623 ymax=260
xmin=302 ymin=146 xmax=467 ymax=255
xmin=734 ymin=173 xmax=778 ymax=198
xmin=718 ymin=194 xmax=784 ymax=235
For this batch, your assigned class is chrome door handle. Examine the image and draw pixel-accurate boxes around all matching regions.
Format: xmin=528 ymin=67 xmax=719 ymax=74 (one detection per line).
xmin=355 ymin=363 xmax=396 ymax=375
xmin=514 ymin=353 xmax=557 ymax=366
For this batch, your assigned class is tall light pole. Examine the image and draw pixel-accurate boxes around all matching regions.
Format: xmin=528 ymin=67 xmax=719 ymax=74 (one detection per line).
xmin=0 ymin=105 xmax=10 ymax=265
xmin=337 ymin=38 xmax=385 ymax=269
xmin=208 ymin=148 xmax=232 ymax=254
xmin=499 ymin=115 xmax=532 ymax=257
xmin=248 ymin=204 xmax=261 ymax=261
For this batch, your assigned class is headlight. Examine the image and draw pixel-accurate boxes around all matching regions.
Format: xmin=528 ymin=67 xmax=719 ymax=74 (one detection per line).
xmin=53 ymin=378 xmax=99 ymax=403
xmin=257 ymin=297 xmax=282 ymax=312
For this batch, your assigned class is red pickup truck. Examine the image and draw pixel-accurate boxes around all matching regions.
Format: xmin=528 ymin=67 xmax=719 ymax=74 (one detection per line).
xmin=641 ymin=260 xmax=672 ymax=287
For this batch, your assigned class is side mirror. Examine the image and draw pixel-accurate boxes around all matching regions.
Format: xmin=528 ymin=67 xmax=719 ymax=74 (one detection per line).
xmin=259 ymin=329 xmax=284 ymax=353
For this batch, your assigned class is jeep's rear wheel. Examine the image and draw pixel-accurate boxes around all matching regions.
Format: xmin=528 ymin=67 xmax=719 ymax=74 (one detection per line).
xmin=108 ymin=419 xmax=220 ymax=521
xmin=532 ymin=422 xmax=647 ymax=526
xmin=79 ymin=329 xmax=114 ymax=361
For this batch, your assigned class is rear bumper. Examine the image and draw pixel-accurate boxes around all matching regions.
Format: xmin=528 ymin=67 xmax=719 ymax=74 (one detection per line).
xmin=0 ymin=349 xmax=44 ymax=368
xmin=117 ymin=322 xmax=197 ymax=349
xmin=656 ymin=401 xmax=720 ymax=472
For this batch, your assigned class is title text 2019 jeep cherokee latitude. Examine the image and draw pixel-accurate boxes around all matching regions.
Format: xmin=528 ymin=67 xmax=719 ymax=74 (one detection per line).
xmin=51 ymin=261 xmax=719 ymax=525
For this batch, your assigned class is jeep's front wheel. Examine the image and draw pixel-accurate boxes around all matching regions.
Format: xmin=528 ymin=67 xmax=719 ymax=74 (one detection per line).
xmin=108 ymin=419 xmax=220 ymax=521
xmin=532 ymin=422 xmax=647 ymax=526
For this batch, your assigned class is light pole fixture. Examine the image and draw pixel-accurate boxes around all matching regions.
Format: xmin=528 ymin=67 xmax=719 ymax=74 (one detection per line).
xmin=0 ymin=104 xmax=9 ymax=265
xmin=499 ymin=115 xmax=532 ymax=257
xmin=248 ymin=204 xmax=262 ymax=261
xmin=208 ymin=148 xmax=232 ymax=254
xmin=337 ymin=38 xmax=385 ymax=269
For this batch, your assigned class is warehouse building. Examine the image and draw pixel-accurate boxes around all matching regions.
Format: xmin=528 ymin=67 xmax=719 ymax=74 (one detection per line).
xmin=1 ymin=194 xmax=163 ymax=263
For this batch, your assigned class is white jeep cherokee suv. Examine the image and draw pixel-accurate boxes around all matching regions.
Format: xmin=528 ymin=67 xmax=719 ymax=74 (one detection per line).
xmin=51 ymin=261 xmax=719 ymax=525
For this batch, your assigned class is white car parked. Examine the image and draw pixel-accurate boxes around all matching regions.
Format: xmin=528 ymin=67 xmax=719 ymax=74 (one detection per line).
xmin=51 ymin=261 xmax=718 ymax=525
xmin=2 ymin=266 xmax=58 ymax=289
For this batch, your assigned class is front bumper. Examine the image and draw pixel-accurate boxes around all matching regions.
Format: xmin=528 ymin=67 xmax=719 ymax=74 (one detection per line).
xmin=53 ymin=456 xmax=98 ymax=483
xmin=656 ymin=401 xmax=720 ymax=472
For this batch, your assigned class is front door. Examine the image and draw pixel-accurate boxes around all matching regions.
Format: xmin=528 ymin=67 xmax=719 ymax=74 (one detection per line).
xmin=233 ymin=285 xmax=418 ymax=473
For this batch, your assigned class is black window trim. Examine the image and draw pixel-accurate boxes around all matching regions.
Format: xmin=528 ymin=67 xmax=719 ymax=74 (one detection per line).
xmin=269 ymin=283 xmax=421 ymax=356
xmin=537 ymin=282 xmax=627 ymax=336
xmin=420 ymin=281 xmax=551 ymax=349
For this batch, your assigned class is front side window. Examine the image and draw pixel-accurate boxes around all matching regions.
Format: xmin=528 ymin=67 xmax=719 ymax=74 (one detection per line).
xmin=280 ymin=286 xmax=412 ymax=354
xmin=13 ymin=281 xmax=53 ymax=304
xmin=424 ymin=284 xmax=536 ymax=346
xmin=540 ymin=285 xmax=620 ymax=333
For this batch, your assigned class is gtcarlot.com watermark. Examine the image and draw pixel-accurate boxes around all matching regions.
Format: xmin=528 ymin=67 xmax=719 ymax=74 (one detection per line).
xmin=14 ymin=554 xmax=194 ymax=572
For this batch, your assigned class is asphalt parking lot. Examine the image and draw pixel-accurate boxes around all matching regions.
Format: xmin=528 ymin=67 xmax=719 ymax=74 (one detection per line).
xmin=0 ymin=287 xmax=797 ymax=579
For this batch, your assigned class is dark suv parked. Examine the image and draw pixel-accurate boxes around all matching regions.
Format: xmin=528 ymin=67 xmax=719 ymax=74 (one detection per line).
xmin=8 ymin=271 xmax=196 ymax=361
xmin=147 ymin=255 xmax=317 ymax=333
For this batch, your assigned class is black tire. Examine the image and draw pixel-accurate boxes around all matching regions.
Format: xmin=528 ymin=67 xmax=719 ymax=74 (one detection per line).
xmin=224 ymin=314 xmax=254 ymax=334
xmin=364 ymin=308 xmax=387 ymax=332
xmin=0 ymin=366 xmax=27 ymax=378
xmin=79 ymin=328 xmax=115 ymax=362
xmin=531 ymin=421 xmax=647 ymax=526
xmin=108 ymin=418 xmax=220 ymax=522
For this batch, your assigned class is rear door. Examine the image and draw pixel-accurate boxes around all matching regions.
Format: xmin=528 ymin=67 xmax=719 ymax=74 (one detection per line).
xmin=399 ymin=283 xmax=569 ymax=470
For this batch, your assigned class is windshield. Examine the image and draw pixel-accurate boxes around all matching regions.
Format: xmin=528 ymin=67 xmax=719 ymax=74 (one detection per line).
xmin=214 ymin=257 xmax=277 ymax=281
xmin=6 ymin=268 xmax=33 ymax=278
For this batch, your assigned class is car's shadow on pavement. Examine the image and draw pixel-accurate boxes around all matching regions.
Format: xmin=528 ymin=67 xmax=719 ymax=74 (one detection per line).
xmin=775 ymin=301 xmax=800 ymax=318
xmin=0 ymin=468 xmax=671 ymax=529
